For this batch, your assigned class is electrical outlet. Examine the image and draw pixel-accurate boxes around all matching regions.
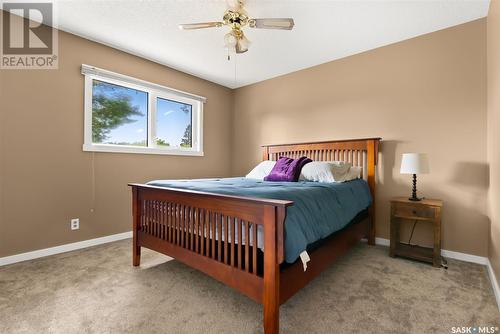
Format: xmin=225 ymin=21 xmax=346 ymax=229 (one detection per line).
xmin=70 ymin=218 xmax=79 ymax=230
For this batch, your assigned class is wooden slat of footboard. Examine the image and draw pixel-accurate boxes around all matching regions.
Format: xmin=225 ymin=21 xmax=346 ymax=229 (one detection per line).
xmin=181 ymin=205 xmax=187 ymax=248
xmin=231 ymin=218 xmax=236 ymax=267
xmin=190 ymin=207 xmax=194 ymax=251
xmin=153 ymin=201 xmax=160 ymax=238
xmin=194 ymin=208 xmax=199 ymax=254
xmin=144 ymin=201 xmax=148 ymax=234
xmin=169 ymin=203 xmax=173 ymax=242
xmin=161 ymin=202 xmax=165 ymax=240
xmin=150 ymin=201 xmax=154 ymax=236
xmin=224 ymin=216 xmax=229 ymax=265
xmin=154 ymin=201 xmax=160 ymax=238
xmin=181 ymin=205 xmax=185 ymax=248
xmin=245 ymin=221 xmax=250 ymax=272
xmin=178 ymin=205 xmax=182 ymax=246
xmin=176 ymin=204 xmax=179 ymax=244
xmin=201 ymin=209 xmax=206 ymax=256
xmin=184 ymin=206 xmax=188 ymax=248
xmin=156 ymin=201 xmax=160 ymax=238
xmin=253 ymin=223 xmax=258 ymax=274
xmin=238 ymin=219 xmax=243 ymax=270
xmin=211 ymin=212 xmax=216 ymax=259
xmin=188 ymin=208 xmax=192 ymax=250
xmin=158 ymin=202 xmax=161 ymax=239
xmin=150 ymin=201 xmax=153 ymax=234
xmin=218 ymin=214 xmax=222 ymax=262
xmin=166 ymin=203 xmax=169 ymax=240
xmin=147 ymin=201 xmax=151 ymax=234
xmin=193 ymin=209 xmax=197 ymax=251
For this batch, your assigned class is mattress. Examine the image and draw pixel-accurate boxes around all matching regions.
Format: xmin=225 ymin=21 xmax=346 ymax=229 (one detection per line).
xmin=147 ymin=177 xmax=372 ymax=263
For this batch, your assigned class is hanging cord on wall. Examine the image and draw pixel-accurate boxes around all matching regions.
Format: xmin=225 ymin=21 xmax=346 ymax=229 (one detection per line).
xmin=407 ymin=220 xmax=418 ymax=245
xmin=90 ymin=152 xmax=96 ymax=214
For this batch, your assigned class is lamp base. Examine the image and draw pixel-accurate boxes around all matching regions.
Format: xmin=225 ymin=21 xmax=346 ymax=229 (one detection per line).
xmin=408 ymin=174 xmax=423 ymax=201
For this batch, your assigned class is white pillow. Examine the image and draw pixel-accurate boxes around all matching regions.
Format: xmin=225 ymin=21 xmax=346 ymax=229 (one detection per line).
xmin=299 ymin=161 xmax=352 ymax=182
xmin=245 ymin=160 xmax=276 ymax=180
xmin=334 ymin=166 xmax=362 ymax=182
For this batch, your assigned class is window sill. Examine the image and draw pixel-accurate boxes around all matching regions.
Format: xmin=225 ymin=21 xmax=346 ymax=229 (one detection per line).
xmin=83 ymin=144 xmax=204 ymax=157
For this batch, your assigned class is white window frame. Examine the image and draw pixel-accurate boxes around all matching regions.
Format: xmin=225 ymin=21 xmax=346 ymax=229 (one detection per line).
xmin=82 ymin=64 xmax=205 ymax=156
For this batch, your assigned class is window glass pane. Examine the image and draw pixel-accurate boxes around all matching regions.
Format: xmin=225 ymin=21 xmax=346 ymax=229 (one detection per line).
xmin=92 ymin=79 xmax=148 ymax=146
xmin=156 ymin=97 xmax=193 ymax=148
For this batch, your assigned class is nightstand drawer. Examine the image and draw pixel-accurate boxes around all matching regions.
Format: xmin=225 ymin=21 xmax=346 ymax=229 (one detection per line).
xmin=392 ymin=204 xmax=435 ymax=219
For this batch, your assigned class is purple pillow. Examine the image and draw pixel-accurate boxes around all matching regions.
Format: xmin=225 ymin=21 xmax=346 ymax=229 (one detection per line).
xmin=264 ymin=156 xmax=312 ymax=182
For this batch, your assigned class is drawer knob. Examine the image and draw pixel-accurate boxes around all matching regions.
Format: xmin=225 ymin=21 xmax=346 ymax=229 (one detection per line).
xmin=412 ymin=209 xmax=417 ymax=215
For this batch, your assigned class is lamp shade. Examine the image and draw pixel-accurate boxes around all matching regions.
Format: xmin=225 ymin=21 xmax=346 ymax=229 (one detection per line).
xmin=400 ymin=153 xmax=430 ymax=174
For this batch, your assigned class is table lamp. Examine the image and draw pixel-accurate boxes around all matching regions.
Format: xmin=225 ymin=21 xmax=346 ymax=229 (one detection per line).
xmin=400 ymin=153 xmax=429 ymax=201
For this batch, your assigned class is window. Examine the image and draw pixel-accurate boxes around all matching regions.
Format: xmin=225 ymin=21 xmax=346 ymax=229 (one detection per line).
xmin=156 ymin=97 xmax=193 ymax=148
xmin=82 ymin=65 xmax=205 ymax=156
xmin=91 ymin=80 xmax=148 ymax=147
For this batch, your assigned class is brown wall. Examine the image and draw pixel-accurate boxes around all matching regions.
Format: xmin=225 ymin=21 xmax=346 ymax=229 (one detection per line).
xmin=0 ymin=30 xmax=233 ymax=257
xmin=488 ymin=1 xmax=500 ymax=286
xmin=232 ymin=19 xmax=489 ymax=256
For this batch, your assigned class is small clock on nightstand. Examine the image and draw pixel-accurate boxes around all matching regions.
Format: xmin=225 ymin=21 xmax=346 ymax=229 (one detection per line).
xmin=389 ymin=197 xmax=443 ymax=267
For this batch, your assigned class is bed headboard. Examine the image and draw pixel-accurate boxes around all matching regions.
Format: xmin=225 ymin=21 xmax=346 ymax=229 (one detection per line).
xmin=261 ymin=137 xmax=381 ymax=198
xmin=261 ymin=137 xmax=381 ymax=243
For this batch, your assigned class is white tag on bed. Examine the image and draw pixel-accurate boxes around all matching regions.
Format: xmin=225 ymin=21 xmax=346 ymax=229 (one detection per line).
xmin=299 ymin=251 xmax=310 ymax=272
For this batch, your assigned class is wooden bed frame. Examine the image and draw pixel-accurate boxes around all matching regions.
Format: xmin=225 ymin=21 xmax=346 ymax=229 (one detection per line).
xmin=129 ymin=137 xmax=380 ymax=333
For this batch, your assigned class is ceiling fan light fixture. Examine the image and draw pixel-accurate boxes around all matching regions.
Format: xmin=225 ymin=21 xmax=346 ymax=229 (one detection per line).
xmin=226 ymin=0 xmax=243 ymax=11
xmin=235 ymin=41 xmax=248 ymax=54
xmin=179 ymin=0 xmax=294 ymax=57
xmin=224 ymin=32 xmax=238 ymax=48
xmin=236 ymin=34 xmax=250 ymax=53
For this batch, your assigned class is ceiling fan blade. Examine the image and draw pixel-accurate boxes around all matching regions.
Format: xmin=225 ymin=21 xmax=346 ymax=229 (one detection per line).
xmin=249 ymin=18 xmax=294 ymax=30
xmin=178 ymin=22 xmax=223 ymax=30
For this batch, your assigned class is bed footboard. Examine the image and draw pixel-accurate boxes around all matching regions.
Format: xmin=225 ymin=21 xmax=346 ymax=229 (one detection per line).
xmin=130 ymin=184 xmax=292 ymax=333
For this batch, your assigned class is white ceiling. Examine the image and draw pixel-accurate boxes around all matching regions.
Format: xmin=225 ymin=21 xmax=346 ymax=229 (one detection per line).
xmin=51 ymin=0 xmax=490 ymax=88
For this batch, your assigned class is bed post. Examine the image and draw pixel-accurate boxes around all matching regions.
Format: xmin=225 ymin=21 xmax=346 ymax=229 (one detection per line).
xmin=262 ymin=146 xmax=270 ymax=161
xmin=366 ymin=139 xmax=379 ymax=246
xmin=132 ymin=186 xmax=141 ymax=266
xmin=263 ymin=205 xmax=281 ymax=334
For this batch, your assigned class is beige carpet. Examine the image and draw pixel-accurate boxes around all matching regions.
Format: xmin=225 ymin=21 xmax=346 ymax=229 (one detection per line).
xmin=0 ymin=240 xmax=498 ymax=334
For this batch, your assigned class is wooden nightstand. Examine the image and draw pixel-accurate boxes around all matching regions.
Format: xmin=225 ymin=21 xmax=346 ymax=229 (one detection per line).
xmin=390 ymin=197 xmax=443 ymax=267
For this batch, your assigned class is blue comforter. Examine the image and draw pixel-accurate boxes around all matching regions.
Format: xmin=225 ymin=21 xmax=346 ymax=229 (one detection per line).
xmin=147 ymin=178 xmax=372 ymax=263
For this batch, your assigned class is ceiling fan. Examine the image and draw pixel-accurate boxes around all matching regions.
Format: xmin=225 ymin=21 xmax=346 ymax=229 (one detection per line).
xmin=179 ymin=0 xmax=294 ymax=57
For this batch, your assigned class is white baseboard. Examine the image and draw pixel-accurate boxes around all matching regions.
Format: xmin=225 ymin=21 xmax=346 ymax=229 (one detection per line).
xmin=486 ymin=259 xmax=500 ymax=311
xmin=441 ymin=249 xmax=489 ymax=265
xmin=375 ymin=237 xmax=390 ymax=247
xmin=0 ymin=231 xmax=132 ymax=267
